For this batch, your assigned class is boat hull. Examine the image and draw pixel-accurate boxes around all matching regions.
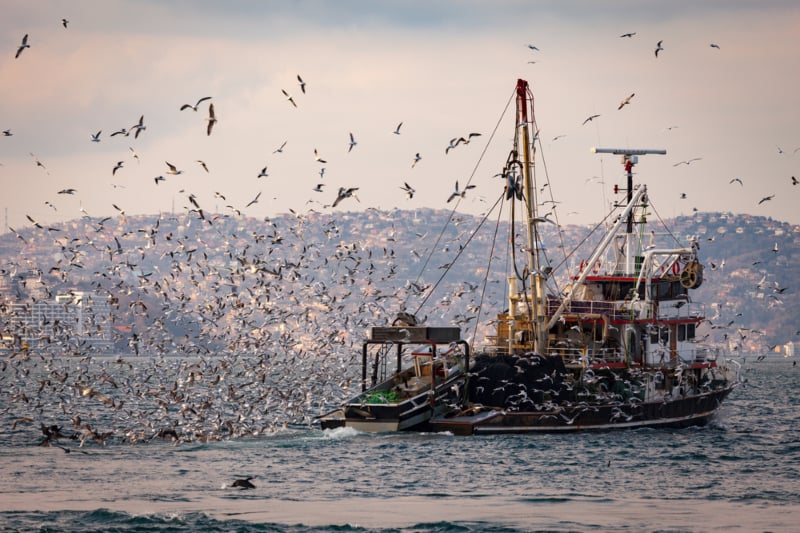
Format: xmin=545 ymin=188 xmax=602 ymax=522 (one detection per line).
xmin=430 ymin=385 xmax=734 ymax=435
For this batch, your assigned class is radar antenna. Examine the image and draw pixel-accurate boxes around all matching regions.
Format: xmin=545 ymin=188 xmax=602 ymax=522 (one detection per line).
xmin=592 ymin=147 xmax=666 ymax=234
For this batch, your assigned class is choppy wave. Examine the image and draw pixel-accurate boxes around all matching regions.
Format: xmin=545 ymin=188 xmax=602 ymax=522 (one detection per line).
xmin=0 ymin=359 xmax=798 ymax=532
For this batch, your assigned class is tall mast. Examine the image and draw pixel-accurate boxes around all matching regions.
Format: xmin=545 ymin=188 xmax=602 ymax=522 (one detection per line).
xmin=516 ymin=80 xmax=538 ymax=275
xmin=515 ymin=79 xmax=547 ymax=352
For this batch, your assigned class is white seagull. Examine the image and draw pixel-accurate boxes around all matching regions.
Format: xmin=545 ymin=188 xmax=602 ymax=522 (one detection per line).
xmin=165 ymin=161 xmax=183 ymax=175
xmin=180 ymin=96 xmax=211 ymax=112
xmin=281 ymin=89 xmax=297 ymax=108
xmin=447 ymin=180 xmax=476 ymax=203
xmin=332 ymin=187 xmax=359 ymax=207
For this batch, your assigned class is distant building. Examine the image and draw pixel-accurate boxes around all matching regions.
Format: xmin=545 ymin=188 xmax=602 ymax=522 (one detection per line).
xmin=1 ymin=285 xmax=114 ymax=354
xmin=784 ymin=342 xmax=795 ymax=358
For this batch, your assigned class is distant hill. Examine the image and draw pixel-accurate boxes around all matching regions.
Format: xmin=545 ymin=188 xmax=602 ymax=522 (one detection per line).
xmin=0 ymin=208 xmax=797 ymax=355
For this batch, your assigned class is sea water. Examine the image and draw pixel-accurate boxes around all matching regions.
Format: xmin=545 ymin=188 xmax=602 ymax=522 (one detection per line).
xmin=1 ymin=357 xmax=798 ymax=532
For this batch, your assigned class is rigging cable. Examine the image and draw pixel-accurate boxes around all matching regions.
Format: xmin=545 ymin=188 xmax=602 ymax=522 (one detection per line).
xmin=403 ymin=87 xmax=516 ymax=314
xmin=467 ymin=192 xmax=506 ymax=354
xmin=648 ymin=198 xmax=685 ymax=248
xmin=410 ymin=193 xmax=504 ymax=318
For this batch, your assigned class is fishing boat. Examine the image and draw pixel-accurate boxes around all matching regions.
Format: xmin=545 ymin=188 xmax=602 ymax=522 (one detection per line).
xmin=319 ymin=78 xmax=739 ymax=434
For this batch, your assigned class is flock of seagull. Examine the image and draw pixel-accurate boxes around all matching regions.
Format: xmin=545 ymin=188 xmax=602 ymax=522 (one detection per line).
xmin=1 ymin=203 xmax=496 ymax=450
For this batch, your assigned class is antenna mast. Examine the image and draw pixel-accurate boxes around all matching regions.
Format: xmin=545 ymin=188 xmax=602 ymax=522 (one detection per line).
xmin=592 ymin=147 xmax=666 ymax=274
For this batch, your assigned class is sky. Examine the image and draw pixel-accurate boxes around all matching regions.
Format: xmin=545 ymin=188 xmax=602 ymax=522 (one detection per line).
xmin=2 ymin=0 xmax=799 ymax=233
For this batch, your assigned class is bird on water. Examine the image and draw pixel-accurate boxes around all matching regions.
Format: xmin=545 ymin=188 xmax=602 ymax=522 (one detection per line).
xmin=232 ymin=477 xmax=255 ymax=489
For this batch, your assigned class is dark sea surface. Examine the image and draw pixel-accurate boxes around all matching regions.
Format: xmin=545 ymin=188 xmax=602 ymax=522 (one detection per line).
xmin=1 ymin=356 xmax=798 ymax=532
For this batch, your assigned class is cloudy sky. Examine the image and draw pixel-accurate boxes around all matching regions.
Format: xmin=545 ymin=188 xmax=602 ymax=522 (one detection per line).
xmin=2 ymin=0 xmax=799 ymax=232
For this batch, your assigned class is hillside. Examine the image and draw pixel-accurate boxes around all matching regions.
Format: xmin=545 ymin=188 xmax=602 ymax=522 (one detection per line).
xmin=0 ymin=208 xmax=797 ymax=356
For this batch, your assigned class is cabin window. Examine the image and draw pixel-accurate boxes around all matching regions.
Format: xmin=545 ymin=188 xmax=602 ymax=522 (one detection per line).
xmin=677 ymin=323 xmax=695 ymax=341
xmin=652 ymin=280 xmax=689 ymax=300
xmin=602 ymin=282 xmax=642 ymax=300
xmin=650 ymin=327 xmax=669 ymax=344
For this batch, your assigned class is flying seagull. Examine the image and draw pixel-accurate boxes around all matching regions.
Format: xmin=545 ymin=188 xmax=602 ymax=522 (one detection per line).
xmin=400 ymin=182 xmax=415 ymax=199
xmin=165 ymin=161 xmax=183 ymax=175
xmin=26 ymin=214 xmax=43 ymax=229
xmin=30 ymin=152 xmax=47 ymax=171
xmin=655 ymin=40 xmax=664 ymax=58
xmin=729 ymin=178 xmax=743 ymax=186
xmin=412 ymin=152 xmax=422 ymax=168
xmin=180 ymin=96 xmax=211 ymax=111
xmin=620 ymin=32 xmax=636 ymax=38
xmin=314 ymin=148 xmax=326 ymax=164
xmin=758 ymin=194 xmax=774 ymax=205
xmin=673 ymin=158 xmax=702 ymax=166
xmin=447 ymin=180 xmax=476 ymax=203
xmin=112 ymin=161 xmax=124 ymax=175
xmin=257 ymin=166 xmax=268 ymax=178
xmin=246 ymin=192 xmax=261 ymax=207
xmin=348 ymin=132 xmax=357 ymax=152
xmin=131 ymin=115 xmax=145 ymax=139
xmin=206 ymin=103 xmax=217 ymax=135
xmin=393 ymin=122 xmax=403 ymax=135
xmin=15 ymin=34 xmax=30 ymax=59
xmin=332 ymin=187 xmax=359 ymax=207
xmin=617 ymin=93 xmax=635 ymax=110
xmin=62 ymin=19 xmax=69 ymax=29
xmin=273 ymin=140 xmax=287 ymax=154
xmin=196 ymin=160 xmax=209 ymax=172
xmin=281 ymin=89 xmax=297 ymax=108
xmin=90 ymin=130 xmax=101 ymax=142
xmin=297 ymin=75 xmax=306 ymax=93
xmin=582 ymin=114 xmax=600 ymax=126
xmin=710 ymin=43 xmax=720 ymax=49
